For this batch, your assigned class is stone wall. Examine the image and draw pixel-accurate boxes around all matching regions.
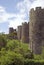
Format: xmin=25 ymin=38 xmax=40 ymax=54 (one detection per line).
xmin=9 ymin=27 xmax=17 ymax=39
xmin=17 ymin=26 xmax=22 ymax=40
xmin=9 ymin=27 xmax=14 ymax=34
xmin=29 ymin=7 xmax=44 ymax=54
xmin=21 ymin=22 xmax=29 ymax=43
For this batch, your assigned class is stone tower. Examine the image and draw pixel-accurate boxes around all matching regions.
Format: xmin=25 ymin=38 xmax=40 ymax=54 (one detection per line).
xmin=21 ymin=22 xmax=29 ymax=43
xmin=17 ymin=26 xmax=22 ymax=40
xmin=13 ymin=29 xmax=18 ymax=39
xmin=9 ymin=27 xmax=17 ymax=39
xmin=9 ymin=27 xmax=14 ymax=34
xmin=29 ymin=7 xmax=44 ymax=54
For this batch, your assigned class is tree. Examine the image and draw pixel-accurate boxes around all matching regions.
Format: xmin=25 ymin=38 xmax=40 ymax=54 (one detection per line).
xmin=0 ymin=34 xmax=7 ymax=50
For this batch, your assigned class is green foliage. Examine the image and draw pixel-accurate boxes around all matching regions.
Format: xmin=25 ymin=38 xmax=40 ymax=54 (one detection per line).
xmin=8 ymin=32 xmax=17 ymax=40
xmin=6 ymin=40 xmax=19 ymax=50
xmin=0 ymin=48 xmax=7 ymax=56
xmin=0 ymin=39 xmax=44 ymax=65
xmin=34 ymin=54 xmax=42 ymax=60
xmin=0 ymin=50 xmax=24 ymax=65
xmin=24 ymin=51 xmax=34 ymax=59
xmin=24 ymin=59 xmax=44 ymax=65
xmin=41 ymin=47 xmax=44 ymax=59
xmin=0 ymin=34 xmax=7 ymax=49
xmin=24 ymin=59 xmax=34 ymax=65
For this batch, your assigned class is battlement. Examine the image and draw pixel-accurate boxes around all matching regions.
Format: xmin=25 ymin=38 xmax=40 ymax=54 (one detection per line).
xmin=21 ymin=22 xmax=29 ymax=43
xmin=22 ymin=22 xmax=28 ymax=25
xmin=18 ymin=25 xmax=22 ymax=28
xmin=36 ymin=7 xmax=41 ymax=10
xmin=22 ymin=22 xmax=29 ymax=26
xmin=30 ymin=7 xmax=44 ymax=13
xmin=30 ymin=8 xmax=34 ymax=13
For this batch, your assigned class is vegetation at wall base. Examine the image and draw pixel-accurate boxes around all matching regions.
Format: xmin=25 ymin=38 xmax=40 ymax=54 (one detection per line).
xmin=0 ymin=34 xmax=44 ymax=65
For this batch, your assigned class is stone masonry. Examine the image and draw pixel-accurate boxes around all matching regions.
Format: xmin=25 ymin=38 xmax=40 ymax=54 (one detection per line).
xmin=17 ymin=26 xmax=22 ymax=40
xmin=9 ymin=27 xmax=17 ymax=39
xmin=9 ymin=27 xmax=14 ymax=34
xmin=29 ymin=7 xmax=44 ymax=54
xmin=21 ymin=22 xmax=29 ymax=43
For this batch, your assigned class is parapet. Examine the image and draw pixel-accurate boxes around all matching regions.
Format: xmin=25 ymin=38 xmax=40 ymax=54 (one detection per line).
xmin=21 ymin=22 xmax=29 ymax=43
xmin=9 ymin=27 xmax=13 ymax=30
xmin=30 ymin=8 xmax=34 ymax=13
xmin=22 ymin=22 xmax=28 ymax=25
xmin=36 ymin=7 xmax=41 ymax=10
xmin=30 ymin=8 xmax=34 ymax=11
xmin=18 ymin=25 xmax=22 ymax=29
xmin=30 ymin=7 xmax=44 ymax=13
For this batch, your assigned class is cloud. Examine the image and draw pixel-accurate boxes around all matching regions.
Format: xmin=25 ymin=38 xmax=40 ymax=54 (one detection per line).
xmin=0 ymin=6 xmax=16 ymax=23
xmin=0 ymin=0 xmax=44 ymax=30
xmin=15 ymin=0 xmax=31 ymax=23
xmin=17 ymin=0 xmax=31 ymax=16
xmin=31 ymin=0 xmax=44 ymax=9
xmin=16 ymin=0 xmax=44 ymax=28
xmin=9 ymin=18 xmax=23 ymax=28
xmin=8 ymin=12 xmax=27 ymax=28
xmin=0 ymin=5 xmax=28 ymax=29
xmin=8 ymin=0 xmax=32 ymax=28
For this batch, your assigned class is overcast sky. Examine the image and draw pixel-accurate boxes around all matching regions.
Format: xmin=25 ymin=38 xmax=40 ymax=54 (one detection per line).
xmin=0 ymin=0 xmax=44 ymax=33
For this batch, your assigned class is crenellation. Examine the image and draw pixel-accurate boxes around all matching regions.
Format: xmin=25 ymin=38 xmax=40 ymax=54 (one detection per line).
xmin=35 ymin=7 xmax=41 ymax=10
xmin=30 ymin=8 xmax=34 ymax=13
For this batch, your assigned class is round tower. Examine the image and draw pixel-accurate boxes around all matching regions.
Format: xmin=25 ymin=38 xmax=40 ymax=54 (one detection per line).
xmin=21 ymin=22 xmax=29 ymax=43
xmin=9 ymin=27 xmax=14 ymax=34
xmin=17 ymin=26 xmax=22 ymax=40
xmin=29 ymin=7 xmax=44 ymax=54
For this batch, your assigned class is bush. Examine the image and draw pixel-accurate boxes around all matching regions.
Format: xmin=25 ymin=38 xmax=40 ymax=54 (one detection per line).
xmin=24 ymin=59 xmax=44 ymax=65
xmin=6 ymin=40 xmax=19 ymax=50
xmin=0 ymin=50 xmax=24 ymax=65
xmin=0 ymin=39 xmax=44 ymax=65
xmin=24 ymin=59 xmax=34 ymax=65
xmin=0 ymin=34 xmax=7 ymax=50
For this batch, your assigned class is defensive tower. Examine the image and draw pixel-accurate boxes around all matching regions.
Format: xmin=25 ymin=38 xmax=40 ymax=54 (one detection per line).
xmin=9 ymin=27 xmax=14 ymax=34
xmin=9 ymin=27 xmax=17 ymax=39
xmin=17 ymin=26 xmax=22 ymax=40
xmin=29 ymin=7 xmax=44 ymax=54
xmin=21 ymin=22 xmax=29 ymax=43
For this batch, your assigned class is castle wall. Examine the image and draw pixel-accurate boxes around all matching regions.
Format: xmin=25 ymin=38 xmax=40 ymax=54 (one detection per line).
xmin=21 ymin=22 xmax=29 ymax=43
xmin=9 ymin=27 xmax=17 ymax=39
xmin=29 ymin=7 xmax=44 ymax=54
xmin=41 ymin=9 xmax=44 ymax=46
xmin=17 ymin=26 xmax=22 ymax=40
xmin=9 ymin=27 xmax=14 ymax=34
xmin=13 ymin=29 xmax=18 ymax=39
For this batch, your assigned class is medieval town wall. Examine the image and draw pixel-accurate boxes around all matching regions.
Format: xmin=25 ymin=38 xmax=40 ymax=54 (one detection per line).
xmin=17 ymin=26 xmax=22 ymax=40
xmin=21 ymin=22 xmax=29 ymax=43
xmin=29 ymin=7 xmax=44 ymax=54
